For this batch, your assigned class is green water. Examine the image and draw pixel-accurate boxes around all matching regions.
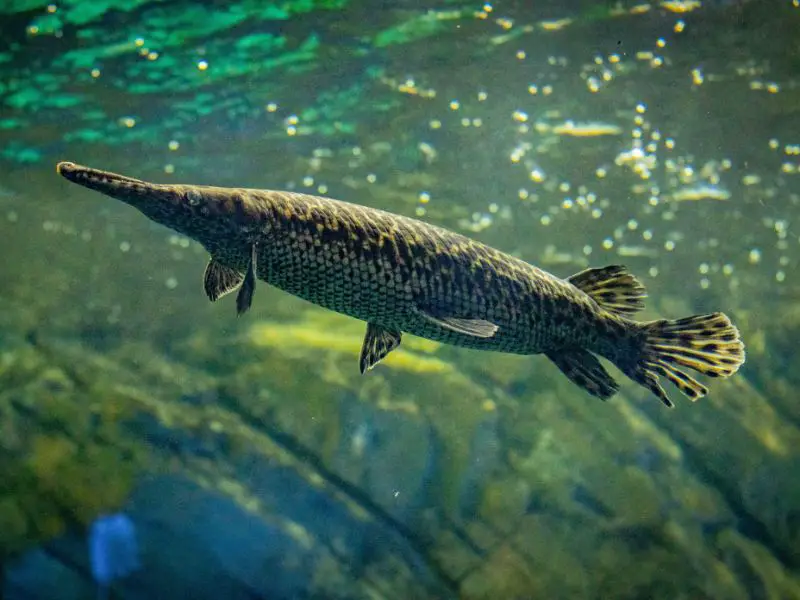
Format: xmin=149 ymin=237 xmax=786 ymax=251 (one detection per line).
xmin=0 ymin=1 xmax=798 ymax=598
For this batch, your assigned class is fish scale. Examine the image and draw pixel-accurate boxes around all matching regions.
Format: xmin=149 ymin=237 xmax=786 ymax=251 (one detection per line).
xmin=57 ymin=162 xmax=745 ymax=408
xmin=273 ymin=190 xmax=579 ymax=352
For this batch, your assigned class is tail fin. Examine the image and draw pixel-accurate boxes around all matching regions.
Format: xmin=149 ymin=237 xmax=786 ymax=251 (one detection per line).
xmin=625 ymin=312 xmax=745 ymax=407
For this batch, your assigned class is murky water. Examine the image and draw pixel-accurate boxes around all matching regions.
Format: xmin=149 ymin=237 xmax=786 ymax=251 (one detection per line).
xmin=0 ymin=1 xmax=798 ymax=598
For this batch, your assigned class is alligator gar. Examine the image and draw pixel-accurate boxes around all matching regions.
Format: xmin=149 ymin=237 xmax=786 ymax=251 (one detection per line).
xmin=56 ymin=161 xmax=745 ymax=407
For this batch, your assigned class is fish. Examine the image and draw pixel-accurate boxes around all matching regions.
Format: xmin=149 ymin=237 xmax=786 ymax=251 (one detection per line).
xmin=56 ymin=161 xmax=745 ymax=407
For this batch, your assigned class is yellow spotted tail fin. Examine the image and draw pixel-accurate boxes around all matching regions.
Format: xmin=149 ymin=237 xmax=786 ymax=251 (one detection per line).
xmin=626 ymin=312 xmax=745 ymax=407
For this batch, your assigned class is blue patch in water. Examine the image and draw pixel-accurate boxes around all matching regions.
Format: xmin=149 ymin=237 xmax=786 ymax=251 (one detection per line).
xmin=89 ymin=513 xmax=140 ymax=591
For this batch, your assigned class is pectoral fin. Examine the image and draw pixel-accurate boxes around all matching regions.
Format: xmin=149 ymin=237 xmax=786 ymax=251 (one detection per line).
xmin=235 ymin=244 xmax=257 ymax=316
xmin=546 ymin=348 xmax=619 ymax=400
xmin=360 ymin=323 xmax=402 ymax=373
xmin=203 ymin=257 xmax=244 ymax=302
xmin=414 ymin=306 xmax=499 ymax=338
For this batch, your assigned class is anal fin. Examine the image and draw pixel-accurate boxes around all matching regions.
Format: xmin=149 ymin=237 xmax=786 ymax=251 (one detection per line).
xmin=236 ymin=244 xmax=257 ymax=316
xmin=546 ymin=348 xmax=619 ymax=400
xmin=203 ymin=257 xmax=244 ymax=302
xmin=414 ymin=306 xmax=499 ymax=338
xmin=360 ymin=323 xmax=402 ymax=373
xmin=567 ymin=265 xmax=647 ymax=317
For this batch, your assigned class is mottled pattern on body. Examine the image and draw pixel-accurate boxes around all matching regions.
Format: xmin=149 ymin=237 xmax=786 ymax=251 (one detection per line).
xmin=57 ymin=162 xmax=745 ymax=408
xmin=221 ymin=188 xmax=627 ymax=354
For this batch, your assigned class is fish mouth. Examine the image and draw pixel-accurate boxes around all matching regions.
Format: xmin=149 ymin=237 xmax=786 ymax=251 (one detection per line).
xmin=56 ymin=161 xmax=151 ymax=191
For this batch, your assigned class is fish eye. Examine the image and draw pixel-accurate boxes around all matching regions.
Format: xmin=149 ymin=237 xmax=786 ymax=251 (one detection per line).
xmin=186 ymin=189 xmax=202 ymax=206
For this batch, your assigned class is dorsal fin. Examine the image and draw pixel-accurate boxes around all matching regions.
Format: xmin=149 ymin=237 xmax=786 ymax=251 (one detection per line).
xmin=567 ymin=265 xmax=647 ymax=317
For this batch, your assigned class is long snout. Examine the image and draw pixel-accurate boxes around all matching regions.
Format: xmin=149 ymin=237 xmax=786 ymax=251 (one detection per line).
xmin=56 ymin=161 xmax=194 ymax=222
xmin=57 ymin=161 xmax=272 ymax=246
xmin=57 ymin=162 xmax=163 ymax=204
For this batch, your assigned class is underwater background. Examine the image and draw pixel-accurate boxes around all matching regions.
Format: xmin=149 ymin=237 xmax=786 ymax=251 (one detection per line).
xmin=0 ymin=0 xmax=798 ymax=598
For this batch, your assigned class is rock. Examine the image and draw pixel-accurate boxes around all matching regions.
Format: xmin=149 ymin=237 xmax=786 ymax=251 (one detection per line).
xmin=741 ymin=457 xmax=800 ymax=565
xmin=715 ymin=529 xmax=800 ymax=600
xmin=332 ymin=392 xmax=442 ymax=525
xmin=4 ymin=474 xmax=456 ymax=599
xmin=4 ymin=546 xmax=93 ymax=600
xmin=456 ymin=404 xmax=503 ymax=520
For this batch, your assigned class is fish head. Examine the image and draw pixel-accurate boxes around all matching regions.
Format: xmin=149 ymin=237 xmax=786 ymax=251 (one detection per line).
xmin=57 ymin=162 xmax=262 ymax=249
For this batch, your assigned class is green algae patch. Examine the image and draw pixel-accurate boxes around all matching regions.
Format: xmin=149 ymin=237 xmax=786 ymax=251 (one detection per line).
xmin=63 ymin=0 xmax=146 ymax=26
xmin=2 ymin=0 xmax=346 ymax=153
xmin=63 ymin=128 xmax=106 ymax=143
xmin=54 ymin=41 xmax=142 ymax=70
xmin=24 ymin=432 xmax=138 ymax=524
xmin=297 ymin=81 xmax=397 ymax=137
xmin=1 ymin=142 xmax=42 ymax=163
xmin=373 ymin=9 xmax=467 ymax=48
xmin=5 ymin=88 xmax=44 ymax=110
xmin=0 ymin=336 xmax=180 ymax=551
xmin=32 ymin=0 xmax=153 ymax=27
xmin=0 ymin=0 xmax=48 ymax=12
xmin=141 ymin=4 xmax=253 ymax=45
xmin=247 ymin=311 xmax=451 ymax=375
xmin=0 ymin=497 xmax=29 ymax=552
xmin=715 ymin=529 xmax=800 ymax=599
xmin=235 ymin=33 xmax=286 ymax=54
